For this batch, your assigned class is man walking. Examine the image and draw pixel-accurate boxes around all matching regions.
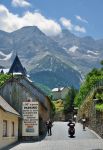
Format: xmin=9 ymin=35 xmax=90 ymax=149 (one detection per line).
xmin=46 ymin=119 xmax=52 ymax=136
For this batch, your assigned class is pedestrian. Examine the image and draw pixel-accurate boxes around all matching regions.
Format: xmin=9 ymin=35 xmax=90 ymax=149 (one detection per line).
xmin=82 ymin=118 xmax=86 ymax=131
xmin=46 ymin=119 xmax=52 ymax=136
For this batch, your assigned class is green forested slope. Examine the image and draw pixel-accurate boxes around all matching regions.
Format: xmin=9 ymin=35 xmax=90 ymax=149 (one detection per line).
xmin=75 ymin=68 xmax=103 ymax=107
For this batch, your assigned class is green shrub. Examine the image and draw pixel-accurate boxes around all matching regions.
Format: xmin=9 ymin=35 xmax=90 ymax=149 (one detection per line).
xmin=95 ymin=104 xmax=103 ymax=111
xmin=75 ymin=68 xmax=103 ymax=107
xmin=0 ymin=74 xmax=12 ymax=86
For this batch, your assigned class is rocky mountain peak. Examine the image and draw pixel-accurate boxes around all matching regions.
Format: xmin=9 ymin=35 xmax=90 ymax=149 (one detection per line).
xmin=0 ymin=26 xmax=103 ymax=89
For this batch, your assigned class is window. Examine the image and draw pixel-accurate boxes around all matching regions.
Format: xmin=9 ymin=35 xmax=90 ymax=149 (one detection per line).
xmin=3 ymin=120 xmax=7 ymax=137
xmin=11 ymin=122 xmax=14 ymax=136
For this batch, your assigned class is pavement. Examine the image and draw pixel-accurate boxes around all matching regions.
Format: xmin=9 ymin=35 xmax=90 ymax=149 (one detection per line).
xmin=3 ymin=122 xmax=103 ymax=150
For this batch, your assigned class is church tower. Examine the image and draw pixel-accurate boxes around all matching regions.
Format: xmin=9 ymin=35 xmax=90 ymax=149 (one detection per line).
xmin=9 ymin=55 xmax=27 ymax=76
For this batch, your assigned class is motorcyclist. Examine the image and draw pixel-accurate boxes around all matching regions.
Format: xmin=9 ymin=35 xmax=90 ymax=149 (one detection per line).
xmin=82 ymin=118 xmax=86 ymax=131
xmin=67 ymin=119 xmax=75 ymax=137
xmin=73 ymin=115 xmax=77 ymax=122
xmin=67 ymin=119 xmax=75 ymax=127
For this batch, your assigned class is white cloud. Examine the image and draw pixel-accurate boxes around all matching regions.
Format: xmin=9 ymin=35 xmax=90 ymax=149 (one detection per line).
xmin=74 ymin=25 xmax=86 ymax=33
xmin=12 ymin=0 xmax=31 ymax=7
xmin=23 ymin=12 xmax=62 ymax=36
xmin=60 ymin=17 xmax=86 ymax=33
xmin=60 ymin=17 xmax=73 ymax=30
xmin=76 ymin=15 xmax=88 ymax=23
xmin=0 ymin=4 xmax=61 ymax=36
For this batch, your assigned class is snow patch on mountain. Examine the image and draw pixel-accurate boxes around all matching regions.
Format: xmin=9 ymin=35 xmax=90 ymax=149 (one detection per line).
xmin=34 ymin=63 xmax=40 ymax=67
xmin=87 ymin=54 xmax=95 ymax=58
xmin=0 ymin=51 xmax=13 ymax=60
xmin=69 ymin=46 xmax=78 ymax=53
xmin=73 ymin=66 xmax=80 ymax=71
xmin=0 ymin=51 xmax=7 ymax=57
xmin=41 ymin=68 xmax=52 ymax=71
xmin=63 ymin=46 xmax=79 ymax=54
xmin=87 ymin=50 xmax=99 ymax=56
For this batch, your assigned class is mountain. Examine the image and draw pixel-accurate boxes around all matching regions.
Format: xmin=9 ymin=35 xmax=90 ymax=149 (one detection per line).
xmin=52 ymin=29 xmax=79 ymax=48
xmin=0 ymin=26 xmax=82 ymax=89
xmin=33 ymin=82 xmax=52 ymax=96
xmin=0 ymin=26 xmax=103 ymax=89
xmin=53 ymin=29 xmax=103 ymax=75
xmin=30 ymin=55 xmax=82 ymax=88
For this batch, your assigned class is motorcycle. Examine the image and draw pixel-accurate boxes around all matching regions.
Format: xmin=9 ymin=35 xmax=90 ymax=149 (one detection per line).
xmin=68 ymin=122 xmax=75 ymax=137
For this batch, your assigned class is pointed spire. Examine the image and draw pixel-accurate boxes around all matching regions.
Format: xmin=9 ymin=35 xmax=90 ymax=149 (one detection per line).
xmin=9 ymin=55 xmax=27 ymax=76
xmin=16 ymin=51 xmax=17 ymax=56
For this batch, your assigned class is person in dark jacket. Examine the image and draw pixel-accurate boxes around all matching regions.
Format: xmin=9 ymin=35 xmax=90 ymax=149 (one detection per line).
xmin=46 ymin=119 xmax=52 ymax=136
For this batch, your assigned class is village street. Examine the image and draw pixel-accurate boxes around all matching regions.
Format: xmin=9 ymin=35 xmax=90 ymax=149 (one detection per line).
xmin=4 ymin=122 xmax=103 ymax=150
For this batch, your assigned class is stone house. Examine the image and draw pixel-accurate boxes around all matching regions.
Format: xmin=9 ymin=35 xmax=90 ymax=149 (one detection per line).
xmin=0 ymin=55 xmax=52 ymax=139
xmin=0 ymin=96 xmax=20 ymax=149
xmin=52 ymin=87 xmax=70 ymax=100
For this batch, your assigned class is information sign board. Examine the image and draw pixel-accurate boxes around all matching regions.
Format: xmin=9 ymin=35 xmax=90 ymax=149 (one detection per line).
xmin=22 ymin=101 xmax=39 ymax=136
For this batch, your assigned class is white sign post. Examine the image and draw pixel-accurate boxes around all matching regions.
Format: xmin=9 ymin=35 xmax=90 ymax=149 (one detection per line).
xmin=22 ymin=101 xmax=39 ymax=136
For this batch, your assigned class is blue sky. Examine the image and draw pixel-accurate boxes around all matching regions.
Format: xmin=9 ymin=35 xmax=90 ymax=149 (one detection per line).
xmin=0 ymin=0 xmax=103 ymax=39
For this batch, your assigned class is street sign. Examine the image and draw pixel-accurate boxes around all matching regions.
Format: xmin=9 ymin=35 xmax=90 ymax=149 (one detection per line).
xmin=22 ymin=101 xmax=39 ymax=136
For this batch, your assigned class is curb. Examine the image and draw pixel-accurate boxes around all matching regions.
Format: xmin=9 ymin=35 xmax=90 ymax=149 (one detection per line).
xmin=78 ymin=123 xmax=102 ymax=139
xmin=88 ymin=127 xmax=102 ymax=139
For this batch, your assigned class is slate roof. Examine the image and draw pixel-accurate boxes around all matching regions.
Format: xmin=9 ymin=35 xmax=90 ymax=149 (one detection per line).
xmin=9 ymin=55 xmax=27 ymax=76
xmin=0 ymin=96 xmax=20 ymax=116
xmin=0 ymin=75 xmax=49 ymax=110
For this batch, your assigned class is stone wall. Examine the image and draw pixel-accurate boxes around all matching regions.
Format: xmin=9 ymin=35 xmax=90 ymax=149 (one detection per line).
xmin=77 ymin=88 xmax=103 ymax=138
xmin=92 ymin=111 xmax=103 ymax=138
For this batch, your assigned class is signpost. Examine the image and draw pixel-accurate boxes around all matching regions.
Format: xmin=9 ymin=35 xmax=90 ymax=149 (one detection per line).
xmin=22 ymin=101 xmax=39 ymax=137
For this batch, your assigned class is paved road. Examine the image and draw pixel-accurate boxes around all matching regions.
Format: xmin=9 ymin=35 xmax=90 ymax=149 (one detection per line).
xmin=44 ymin=122 xmax=99 ymax=140
xmin=6 ymin=122 xmax=103 ymax=150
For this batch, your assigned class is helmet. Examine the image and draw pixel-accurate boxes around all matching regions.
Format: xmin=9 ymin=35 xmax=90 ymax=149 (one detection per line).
xmin=69 ymin=119 xmax=72 ymax=123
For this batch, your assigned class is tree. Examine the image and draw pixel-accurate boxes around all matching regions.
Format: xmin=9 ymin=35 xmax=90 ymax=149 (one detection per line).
xmin=63 ymin=94 xmax=71 ymax=114
xmin=75 ymin=67 xmax=103 ymax=107
xmin=100 ymin=60 xmax=103 ymax=66
xmin=64 ymin=87 xmax=78 ymax=114
xmin=48 ymin=96 xmax=56 ymax=118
